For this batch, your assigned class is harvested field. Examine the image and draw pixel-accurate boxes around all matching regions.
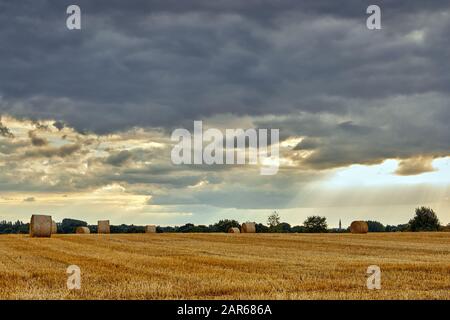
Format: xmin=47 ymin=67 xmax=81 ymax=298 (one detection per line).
xmin=0 ymin=233 xmax=448 ymax=299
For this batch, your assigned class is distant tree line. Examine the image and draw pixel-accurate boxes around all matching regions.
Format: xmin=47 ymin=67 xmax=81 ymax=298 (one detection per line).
xmin=0 ymin=220 xmax=29 ymax=234
xmin=0 ymin=207 xmax=448 ymax=234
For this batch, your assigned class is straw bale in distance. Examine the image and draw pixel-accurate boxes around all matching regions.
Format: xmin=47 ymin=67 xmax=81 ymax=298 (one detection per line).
xmin=228 ymin=227 xmax=240 ymax=233
xmin=76 ymin=226 xmax=90 ymax=234
xmin=241 ymin=222 xmax=256 ymax=233
xmin=350 ymin=221 xmax=369 ymax=234
xmin=98 ymin=220 xmax=110 ymax=234
xmin=51 ymin=220 xmax=57 ymax=234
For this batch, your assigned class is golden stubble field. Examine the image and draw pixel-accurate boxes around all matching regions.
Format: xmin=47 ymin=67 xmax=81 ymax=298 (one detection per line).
xmin=0 ymin=232 xmax=449 ymax=299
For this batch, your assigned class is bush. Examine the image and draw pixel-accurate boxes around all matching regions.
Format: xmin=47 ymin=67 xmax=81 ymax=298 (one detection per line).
xmin=409 ymin=207 xmax=440 ymax=232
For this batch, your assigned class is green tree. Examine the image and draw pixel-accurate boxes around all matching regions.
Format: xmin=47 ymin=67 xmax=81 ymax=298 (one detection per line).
xmin=267 ymin=211 xmax=281 ymax=228
xmin=110 ymin=224 xmax=145 ymax=233
xmin=303 ymin=216 xmax=328 ymax=233
xmin=210 ymin=219 xmax=240 ymax=233
xmin=178 ymin=223 xmax=195 ymax=233
xmin=366 ymin=220 xmax=385 ymax=232
xmin=291 ymin=225 xmax=306 ymax=233
xmin=272 ymin=222 xmax=291 ymax=233
xmin=409 ymin=207 xmax=440 ymax=231
xmin=255 ymin=223 xmax=269 ymax=233
xmin=61 ymin=218 xmax=87 ymax=233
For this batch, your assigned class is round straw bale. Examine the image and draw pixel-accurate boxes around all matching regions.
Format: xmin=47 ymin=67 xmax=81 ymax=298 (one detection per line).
xmin=228 ymin=227 xmax=240 ymax=233
xmin=51 ymin=220 xmax=57 ymax=234
xmin=145 ymin=225 xmax=157 ymax=233
xmin=30 ymin=215 xmax=52 ymax=238
xmin=241 ymin=222 xmax=256 ymax=233
xmin=97 ymin=220 xmax=110 ymax=234
xmin=76 ymin=226 xmax=90 ymax=234
xmin=350 ymin=221 xmax=368 ymax=234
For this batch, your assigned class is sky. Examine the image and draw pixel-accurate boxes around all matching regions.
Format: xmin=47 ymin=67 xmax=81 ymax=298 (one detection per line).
xmin=0 ymin=0 xmax=449 ymax=227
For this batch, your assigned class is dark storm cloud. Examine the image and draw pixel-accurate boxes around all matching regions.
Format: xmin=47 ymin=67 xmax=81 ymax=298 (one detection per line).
xmin=104 ymin=150 xmax=132 ymax=166
xmin=1 ymin=0 xmax=450 ymax=170
xmin=258 ymin=93 xmax=450 ymax=169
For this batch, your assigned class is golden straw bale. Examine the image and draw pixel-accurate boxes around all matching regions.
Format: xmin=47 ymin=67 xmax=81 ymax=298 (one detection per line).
xmin=51 ymin=220 xmax=57 ymax=234
xmin=98 ymin=220 xmax=110 ymax=234
xmin=76 ymin=226 xmax=90 ymax=234
xmin=228 ymin=227 xmax=240 ymax=233
xmin=29 ymin=215 xmax=52 ymax=238
xmin=350 ymin=221 xmax=369 ymax=234
xmin=241 ymin=222 xmax=256 ymax=233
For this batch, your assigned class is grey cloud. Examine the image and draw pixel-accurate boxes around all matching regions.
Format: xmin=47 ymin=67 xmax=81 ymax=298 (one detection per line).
xmin=104 ymin=150 xmax=132 ymax=166
xmin=1 ymin=1 xmax=449 ymax=133
xmin=53 ymin=121 xmax=65 ymax=131
xmin=23 ymin=143 xmax=81 ymax=158
xmin=293 ymin=138 xmax=321 ymax=151
xmin=337 ymin=121 xmax=375 ymax=135
xmin=150 ymin=168 xmax=328 ymax=208
xmin=0 ymin=139 xmax=28 ymax=155
xmin=258 ymin=92 xmax=450 ymax=170
xmin=0 ymin=1 xmax=449 ymax=175
xmin=28 ymin=131 xmax=48 ymax=146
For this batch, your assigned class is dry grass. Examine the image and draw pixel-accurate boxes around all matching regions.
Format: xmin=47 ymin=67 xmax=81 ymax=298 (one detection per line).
xmin=0 ymin=232 xmax=448 ymax=299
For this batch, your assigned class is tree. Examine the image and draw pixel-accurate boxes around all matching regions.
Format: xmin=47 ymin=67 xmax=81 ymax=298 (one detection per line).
xmin=385 ymin=225 xmax=397 ymax=232
xmin=192 ymin=225 xmax=211 ymax=233
xmin=255 ymin=223 xmax=269 ymax=233
xmin=267 ymin=211 xmax=281 ymax=228
xmin=110 ymin=224 xmax=145 ymax=233
xmin=291 ymin=225 xmax=306 ymax=233
xmin=366 ymin=220 xmax=385 ymax=232
xmin=210 ymin=219 xmax=240 ymax=233
xmin=157 ymin=226 xmax=175 ymax=233
xmin=303 ymin=216 xmax=328 ymax=233
xmin=385 ymin=223 xmax=409 ymax=232
xmin=178 ymin=223 xmax=195 ymax=233
xmin=61 ymin=218 xmax=87 ymax=233
xmin=409 ymin=207 xmax=440 ymax=232
xmin=272 ymin=222 xmax=291 ymax=233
